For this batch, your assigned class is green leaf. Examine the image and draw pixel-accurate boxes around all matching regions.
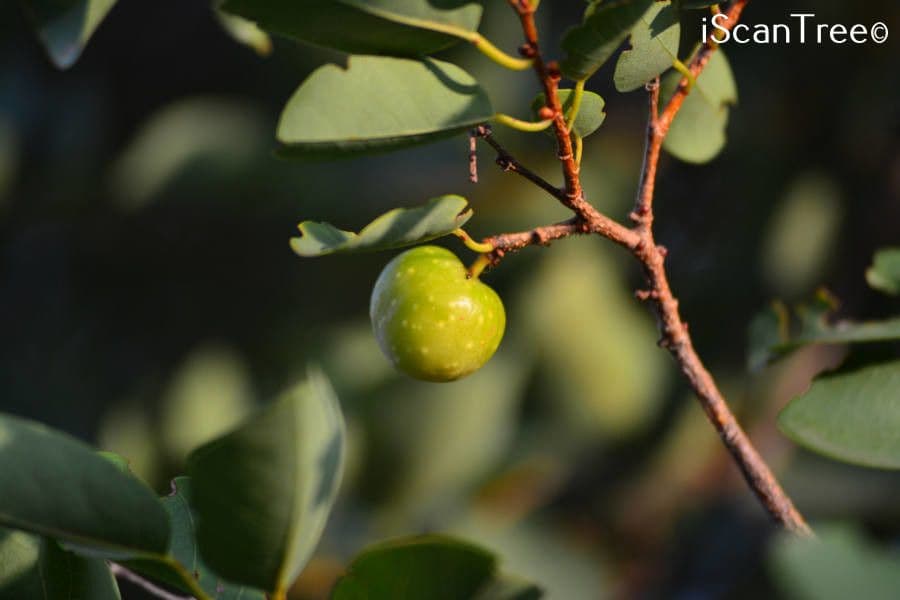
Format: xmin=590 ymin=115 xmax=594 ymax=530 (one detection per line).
xmin=291 ymin=195 xmax=472 ymax=257
xmin=678 ymin=1 xmax=718 ymax=8
xmin=187 ymin=369 xmax=345 ymax=594
xmin=614 ymin=1 xmax=681 ymax=92
xmin=127 ymin=477 xmax=266 ymax=599
xmin=660 ymin=50 xmax=737 ymax=163
xmin=747 ymin=291 xmax=900 ymax=369
xmin=866 ymin=247 xmax=900 ymax=296
xmin=530 ymin=90 xmax=606 ymax=139
xmin=769 ymin=525 xmax=900 ymax=600
xmin=779 ymin=360 xmax=900 ymax=469
xmin=331 ymin=535 xmax=542 ymax=599
xmin=21 ymin=0 xmax=118 ymax=69
xmin=0 ymin=529 xmax=121 ymax=599
xmin=560 ymin=0 xmax=655 ymax=81
xmin=220 ymin=0 xmax=481 ymax=56
xmin=0 ymin=413 xmax=169 ymax=558
xmin=277 ymin=56 xmax=493 ymax=159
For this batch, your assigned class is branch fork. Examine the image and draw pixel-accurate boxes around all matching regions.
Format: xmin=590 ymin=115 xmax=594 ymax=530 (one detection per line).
xmin=477 ymin=0 xmax=812 ymax=536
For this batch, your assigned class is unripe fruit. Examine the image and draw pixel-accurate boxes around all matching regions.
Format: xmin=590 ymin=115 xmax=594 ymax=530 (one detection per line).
xmin=370 ymin=246 xmax=506 ymax=382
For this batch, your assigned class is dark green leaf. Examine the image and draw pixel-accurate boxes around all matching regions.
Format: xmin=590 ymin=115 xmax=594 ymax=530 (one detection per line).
xmin=779 ymin=360 xmax=900 ymax=469
xmin=187 ymin=369 xmax=345 ymax=593
xmin=748 ymin=291 xmax=900 ymax=369
xmin=127 ymin=477 xmax=266 ymax=599
xmin=0 ymin=414 xmax=169 ymax=558
xmin=0 ymin=529 xmax=121 ymax=600
xmin=530 ymin=89 xmax=606 ymax=139
xmin=21 ymin=0 xmax=118 ymax=69
xmin=277 ymin=56 xmax=493 ymax=159
xmin=291 ymin=195 xmax=471 ymax=257
xmin=561 ymin=0 xmax=655 ymax=81
xmin=866 ymin=247 xmax=900 ymax=296
xmin=614 ymin=1 xmax=681 ymax=92
xmin=769 ymin=525 xmax=900 ymax=600
xmin=660 ymin=50 xmax=737 ymax=163
xmin=331 ymin=535 xmax=542 ymax=599
xmin=220 ymin=0 xmax=481 ymax=56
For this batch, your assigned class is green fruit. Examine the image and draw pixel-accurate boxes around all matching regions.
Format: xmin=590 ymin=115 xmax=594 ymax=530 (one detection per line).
xmin=370 ymin=246 xmax=506 ymax=382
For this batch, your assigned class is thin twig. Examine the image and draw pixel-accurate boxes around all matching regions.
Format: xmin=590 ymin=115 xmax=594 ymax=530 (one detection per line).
xmin=109 ymin=563 xmax=192 ymax=600
xmin=474 ymin=125 xmax=565 ymax=202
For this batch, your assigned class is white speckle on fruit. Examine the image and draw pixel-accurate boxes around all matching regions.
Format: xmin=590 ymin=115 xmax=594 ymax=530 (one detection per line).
xmin=401 ymin=320 xmax=408 ymax=328
xmin=465 ymin=341 xmax=473 ymax=350
xmin=420 ymin=347 xmax=429 ymax=355
xmin=437 ymin=321 xmax=445 ymax=328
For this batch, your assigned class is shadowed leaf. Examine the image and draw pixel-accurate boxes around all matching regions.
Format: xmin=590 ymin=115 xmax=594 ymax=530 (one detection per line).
xmin=187 ymin=369 xmax=345 ymax=593
xmin=866 ymin=247 xmax=900 ymax=296
xmin=220 ymin=0 xmax=481 ymax=56
xmin=531 ymin=89 xmax=606 ymax=139
xmin=0 ymin=413 xmax=169 ymax=559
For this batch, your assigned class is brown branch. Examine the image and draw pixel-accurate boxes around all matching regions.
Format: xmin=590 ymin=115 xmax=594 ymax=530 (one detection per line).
xmin=474 ymin=124 xmax=566 ymax=203
xmin=109 ymin=563 xmax=191 ymax=600
xmin=628 ymin=0 xmax=812 ymax=536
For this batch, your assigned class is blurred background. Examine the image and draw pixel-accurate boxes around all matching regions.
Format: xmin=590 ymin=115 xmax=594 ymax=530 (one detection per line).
xmin=1 ymin=1 xmax=898 ymax=598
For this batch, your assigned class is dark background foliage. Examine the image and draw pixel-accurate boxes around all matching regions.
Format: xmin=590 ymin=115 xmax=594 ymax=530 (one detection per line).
xmin=1 ymin=1 xmax=898 ymax=598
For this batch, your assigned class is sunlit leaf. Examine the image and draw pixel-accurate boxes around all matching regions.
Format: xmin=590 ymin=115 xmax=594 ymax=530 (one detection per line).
xmin=331 ymin=535 xmax=542 ymax=599
xmin=291 ymin=195 xmax=471 ymax=257
xmin=530 ymin=89 xmax=606 ymax=139
xmin=614 ymin=1 xmax=680 ymax=92
xmin=779 ymin=360 xmax=900 ymax=469
xmin=866 ymin=247 xmax=900 ymax=296
xmin=0 ymin=413 xmax=169 ymax=559
xmin=187 ymin=369 xmax=345 ymax=593
xmin=277 ymin=56 xmax=493 ymax=159
xmin=0 ymin=529 xmax=121 ymax=600
xmin=221 ymin=0 xmax=481 ymax=56
xmin=660 ymin=50 xmax=737 ymax=163
xmin=213 ymin=0 xmax=273 ymax=56
xmin=21 ymin=0 xmax=117 ymax=69
xmin=769 ymin=525 xmax=900 ymax=600
xmin=561 ymin=0 xmax=655 ymax=81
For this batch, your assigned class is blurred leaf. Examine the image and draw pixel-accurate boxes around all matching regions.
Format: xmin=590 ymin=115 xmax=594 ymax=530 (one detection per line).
xmin=866 ymin=247 xmax=900 ymax=296
xmin=762 ymin=173 xmax=843 ymax=296
xmin=371 ymin=354 xmax=527 ymax=521
xmin=160 ymin=344 xmax=255 ymax=463
xmin=0 ymin=413 xmax=169 ymax=558
xmin=660 ymin=50 xmax=737 ymax=163
xmin=451 ymin=514 xmax=607 ymax=600
xmin=21 ymin=0 xmax=117 ymax=69
xmin=213 ymin=1 xmax=273 ymax=56
xmin=517 ymin=242 xmax=668 ymax=439
xmin=679 ymin=1 xmax=718 ymax=7
xmin=0 ymin=116 xmax=18 ymax=211
xmin=561 ymin=0 xmax=655 ymax=81
xmin=748 ymin=290 xmax=900 ymax=369
xmin=97 ymin=451 xmax=130 ymax=473
xmin=614 ymin=1 xmax=680 ymax=92
xmin=779 ymin=360 xmax=900 ymax=469
xmin=530 ymin=89 xmax=606 ymax=139
xmin=108 ymin=97 xmax=268 ymax=211
xmin=221 ymin=0 xmax=482 ymax=56
xmin=127 ymin=477 xmax=266 ymax=599
xmin=769 ymin=524 xmax=900 ymax=600
xmin=277 ymin=56 xmax=493 ymax=159
xmin=187 ymin=369 xmax=345 ymax=593
xmin=0 ymin=529 xmax=121 ymax=599
xmin=97 ymin=399 xmax=161 ymax=486
xmin=331 ymin=535 xmax=542 ymax=599
xmin=291 ymin=195 xmax=471 ymax=257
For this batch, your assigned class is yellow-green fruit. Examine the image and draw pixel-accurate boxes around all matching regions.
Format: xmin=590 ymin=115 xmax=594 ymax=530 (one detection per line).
xmin=370 ymin=246 xmax=506 ymax=382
